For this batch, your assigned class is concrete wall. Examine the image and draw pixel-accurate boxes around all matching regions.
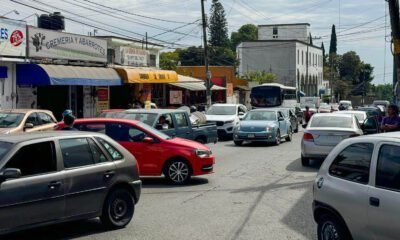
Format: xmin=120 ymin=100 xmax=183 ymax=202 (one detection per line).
xmin=258 ymin=24 xmax=310 ymax=42
xmin=0 ymin=62 xmax=16 ymax=109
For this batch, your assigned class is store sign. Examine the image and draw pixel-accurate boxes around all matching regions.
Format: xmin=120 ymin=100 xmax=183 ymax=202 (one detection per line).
xmin=96 ymin=87 xmax=109 ymax=114
xmin=28 ymin=26 xmax=107 ymax=62
xmin=114 ymin=47 xmax=148 ymax=67
xmin=16 ymin=86 xmax=37 ymax=109
xmin=169 ymin=90 xmax=182 ymax=105
xmin=0 ymin=19 xmax=26 ymax=57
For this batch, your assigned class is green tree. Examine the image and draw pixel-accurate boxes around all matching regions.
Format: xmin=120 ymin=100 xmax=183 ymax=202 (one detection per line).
xmin=177 ymin=46 xmax=237 ymax=67
xmin=208 ymin=0 xmax=229 ymax=48
xmin=160 ymin=51 xmax=180 ymax=70
xmin=339 ymin=51 xmax=362 ymax=83
xmin=178 ymin=46 xmax=204 ymax=66
xmin=370 ymin=84 xmax=392 ymax=101
xmin=329 ymin=24 xmax=337 ymax=55
xmin=230 ymin=24 xmax=258 ymax=51
xmin=241 ymin=70 xmax=277 ymax=84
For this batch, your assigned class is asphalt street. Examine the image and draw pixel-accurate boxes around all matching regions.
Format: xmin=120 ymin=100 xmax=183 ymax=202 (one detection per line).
xmin=2 ymin=130 xmax=321 ymax=240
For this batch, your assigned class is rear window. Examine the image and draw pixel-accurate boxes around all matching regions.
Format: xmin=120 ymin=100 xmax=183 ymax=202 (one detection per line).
xmin=310 ymin=116 xmax=353 ymax=128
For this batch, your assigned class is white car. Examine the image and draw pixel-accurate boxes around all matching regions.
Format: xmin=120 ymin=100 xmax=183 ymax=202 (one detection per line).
xmin=206 ymin=104 xmax=248 ymax=139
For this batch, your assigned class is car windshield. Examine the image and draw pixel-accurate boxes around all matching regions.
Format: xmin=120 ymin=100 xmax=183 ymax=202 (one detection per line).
xmin=300 ymin=103 xmax=316 ymax=109
xmin=310 ymin=116 xmax=353 ymax=128
xmin=0 ymin=141 xmax=13 ymax=162
xmin=244 ymin=111 xmax=276 ymax=121
xmin=206 ymin=106 xmax=236 ymax=115
xmin=0 ymin=113 xmax=25 ymax=128
xmin=136 ymin=122 xmax=171 ymax=140
xmin=123 ymin=113 xmax=158 ymax=126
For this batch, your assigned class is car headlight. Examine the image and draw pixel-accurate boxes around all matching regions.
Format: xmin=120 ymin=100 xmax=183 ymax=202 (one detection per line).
xmin=194 ymin=149 xmax=212 ymax=158
xmin=266 ymin=127 xmax=272 ymax=132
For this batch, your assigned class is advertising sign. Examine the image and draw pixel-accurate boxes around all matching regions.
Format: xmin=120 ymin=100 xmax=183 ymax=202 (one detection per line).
xmin=114 ymin=47 xmax=149 ymax=67
xmin=96 ymin=87 xmax=109 ymax=114
xmin=0 ymin=19 xmax=26 ymax=57
xmin=16 ymin=86 xmax=37 ymax=109
xmin=28 ymin=26 xmax=107 ymax=62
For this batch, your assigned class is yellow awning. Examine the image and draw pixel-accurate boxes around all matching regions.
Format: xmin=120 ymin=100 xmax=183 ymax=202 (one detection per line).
xmin=115 ymin=67 xmax=178 ymax=83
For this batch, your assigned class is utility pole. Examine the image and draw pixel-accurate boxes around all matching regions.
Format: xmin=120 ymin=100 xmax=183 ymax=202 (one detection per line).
xmin=201 ymin=0 xmax=212 ymax=108
xmin=388 ymin=0 xmax=400 ymax=104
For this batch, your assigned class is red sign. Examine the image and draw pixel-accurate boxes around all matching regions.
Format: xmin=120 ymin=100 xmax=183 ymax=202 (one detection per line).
xmin=10 ymin=30 xmax=23 ymax=47
xmin=97 ymin=87 xmax=109 ymax=101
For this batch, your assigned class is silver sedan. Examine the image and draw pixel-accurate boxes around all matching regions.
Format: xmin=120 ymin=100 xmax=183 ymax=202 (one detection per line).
xmin=301 ymin=113 xmax=363 ymax=166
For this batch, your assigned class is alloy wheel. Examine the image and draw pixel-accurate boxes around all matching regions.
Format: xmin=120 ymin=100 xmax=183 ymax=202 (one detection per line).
xmin=168 ymin=161 xmax=190 ymax=183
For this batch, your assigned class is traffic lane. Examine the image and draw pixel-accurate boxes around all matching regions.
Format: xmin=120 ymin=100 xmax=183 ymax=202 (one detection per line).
xmin=0 ymin=132 xmax=321 ymax=240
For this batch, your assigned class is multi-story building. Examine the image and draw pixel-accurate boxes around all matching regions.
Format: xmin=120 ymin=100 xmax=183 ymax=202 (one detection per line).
xmin=237 ymin=23 xmax=324 ymax=96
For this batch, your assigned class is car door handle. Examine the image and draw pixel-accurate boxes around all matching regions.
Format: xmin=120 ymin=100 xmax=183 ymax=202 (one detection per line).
xmin=370 ymin=197 xmax=380 ymax=207
xmin=48 ymin=181 xmax=62 ymax=190
xmin=104 ymin=170 xmax=115 ymax=179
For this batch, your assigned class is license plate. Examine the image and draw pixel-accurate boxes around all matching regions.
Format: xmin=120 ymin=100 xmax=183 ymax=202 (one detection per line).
xmin=248 ymin=134 xmax=255 ymax=138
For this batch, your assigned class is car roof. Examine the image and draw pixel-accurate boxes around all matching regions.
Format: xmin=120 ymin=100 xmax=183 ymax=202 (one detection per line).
xmin=0 ymin=131 xmax=106 ymax=144
xmin=312 ymin=113 xmax=353 ymax=118
xmin=0 ymin=109 xmax=54 ymax=114
xmin=336 ymin=110 xmax=366 ymax=114
xmin=73 ymin=118 xmax=140 ymax=125
xmin=212 ymin=104 xmax=241 ymax=107
xmin=125 ymin=109 xmax=186 ymax=114
xmin=250 ymin=109 xmax=279 ymax=112
xmin=356 ymin=132 xmax=400 ymax=141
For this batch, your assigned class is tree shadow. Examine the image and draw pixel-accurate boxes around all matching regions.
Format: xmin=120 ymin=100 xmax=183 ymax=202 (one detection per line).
xmin=0 ymin=219 xmax=115 ymax=240
xmin=286 ymin=158 xmax=322 ymax=173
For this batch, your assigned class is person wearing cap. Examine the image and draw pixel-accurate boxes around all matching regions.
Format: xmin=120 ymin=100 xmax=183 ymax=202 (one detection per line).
xmin=61 ymin=109 xmax=78 ymax=131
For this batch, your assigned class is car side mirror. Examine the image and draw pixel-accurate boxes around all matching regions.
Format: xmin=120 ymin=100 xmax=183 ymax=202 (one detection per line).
xmin=278 ymin=117 xmax=284 ymax=121
xmin=143 ymin=137 xmax=155 ymax=144
xmin=0 ymin=168 xmax=21 ymax=182
xmin=24 ymin=123 xmax=34 ymax=130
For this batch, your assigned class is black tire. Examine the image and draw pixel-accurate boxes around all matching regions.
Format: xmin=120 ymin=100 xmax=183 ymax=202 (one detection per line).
xmin=301 ymin=155 xmax=310 ymax=166
xmin=101 ymin=188 xmax=135 ymax=229
xmin=234 ymin=140 xmax=243 ymax=146
xmin=285 ymin=128 xmax=293 ymax=142
xmin=164 ymin=159 xmax=191 ymax=184
xmin=274 ymin=130 xmax=281 ymax=145
xmin=317 ymin=214 xmax=351 ymax=240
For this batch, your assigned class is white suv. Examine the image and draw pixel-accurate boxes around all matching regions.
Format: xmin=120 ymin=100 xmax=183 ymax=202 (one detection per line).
xmin=205 ymin=104 xmax=247 ymax=139
xmin=313 ymin=132 xmax=400 ymax=240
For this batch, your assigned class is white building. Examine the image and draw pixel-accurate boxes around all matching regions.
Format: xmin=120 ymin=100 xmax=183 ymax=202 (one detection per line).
xmin=237 ymin=23 xmax=324 ymax=96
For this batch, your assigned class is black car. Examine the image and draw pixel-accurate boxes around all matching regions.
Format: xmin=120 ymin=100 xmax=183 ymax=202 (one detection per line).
xmin=0 ymin=131 xmax=141 ymax=235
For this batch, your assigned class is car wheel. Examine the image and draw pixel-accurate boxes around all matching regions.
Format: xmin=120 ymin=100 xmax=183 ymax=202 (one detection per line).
xmin=285 ymin=128 xmax=293 ymax=142
xmin=275 ymin=130 xmax=281 ymax=145
xmin=301 ymin=155 xmax=310 ymax=166
xmin=165 ymin=159 xmax=191 ymax=184
xmin=234 ymin=140 xmax=243 ymax=146
xmin=318 ymin=215 xmax=350 ymax=240
xmin=101 ymin=188 xmax=135 ymax=229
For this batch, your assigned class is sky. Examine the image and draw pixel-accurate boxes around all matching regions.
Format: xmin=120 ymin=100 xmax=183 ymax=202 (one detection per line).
xmin=0 ymin=0 xmax=391 ymax=85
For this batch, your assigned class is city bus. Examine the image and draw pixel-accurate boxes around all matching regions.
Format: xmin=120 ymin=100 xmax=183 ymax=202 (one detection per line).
xmin=250 ymin=83 xmax=298 ymax=109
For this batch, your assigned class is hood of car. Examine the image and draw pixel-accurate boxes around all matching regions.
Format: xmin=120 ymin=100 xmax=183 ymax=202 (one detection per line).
xmin=167 ymin=137 xmax=210 ymax=150
xmin=0 ymin=127 xmax=17 ymax=134
xmin=206 ymin=115 xmax=236 ymax=122
xmin=238 ymin=120 xmax=277 ymax=132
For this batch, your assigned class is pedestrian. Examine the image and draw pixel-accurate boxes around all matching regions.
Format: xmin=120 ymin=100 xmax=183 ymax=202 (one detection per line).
xmin=380 ymin=104 xmax=400 ymax=132
xmin=304 ymin=106 xmax=313 ymax=124
xmin=61 ymin=109 xmax=78 ymax=131
xmin=338 ymin=103 xmax=345 ymax=111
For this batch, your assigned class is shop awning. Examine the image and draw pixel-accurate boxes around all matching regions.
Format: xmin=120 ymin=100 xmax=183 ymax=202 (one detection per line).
xmin=115 ymin=67 xmax=178 ymax=84
xmin=169 ymin=75 xmax=226 ymax=91
xmin=17 ymin=64 xmax=122 ymax=86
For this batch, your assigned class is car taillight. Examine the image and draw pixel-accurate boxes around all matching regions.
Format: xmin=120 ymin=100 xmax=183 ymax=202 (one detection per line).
xmin=349 ymin=134 xmax=360 ymax=138
xmin=303 ymin=133 xmax=314 ymax=142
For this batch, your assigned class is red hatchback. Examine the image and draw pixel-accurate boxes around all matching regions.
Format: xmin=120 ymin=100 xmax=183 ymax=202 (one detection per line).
xmin=58 ymin=118 xmax=214 ymax=184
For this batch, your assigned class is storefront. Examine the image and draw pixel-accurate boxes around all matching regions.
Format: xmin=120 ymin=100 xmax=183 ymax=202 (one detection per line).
xmin=0 ymin=18 xmax=27 ymax=109
xmin=16 ymin=64 xmax=122 ymax=120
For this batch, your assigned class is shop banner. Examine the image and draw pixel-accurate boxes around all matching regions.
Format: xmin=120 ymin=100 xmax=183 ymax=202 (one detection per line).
xmin=96 ymin=86 xmax=109 ymax=114
xmin=169 ymin=90 xmax=182 ymax=105
xmin=0 ymin=19 xmax=26 ymax=57
xmin=114 ymin=47 xmax=148 ymax=67
xmin=16 ymin=86 xmax=37 ymax=109
xmin=28 ymin=26 xmax=107 ymax=62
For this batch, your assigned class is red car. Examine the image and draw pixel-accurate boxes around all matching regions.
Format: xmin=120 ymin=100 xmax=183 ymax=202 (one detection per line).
xmin=58 ymin=118 xmax=214 ymax=184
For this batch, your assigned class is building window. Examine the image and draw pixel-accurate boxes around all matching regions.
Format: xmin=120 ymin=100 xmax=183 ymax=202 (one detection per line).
xmin=272 ymin=27 xmax=278 ymax=38
xmin=149 ymin=54 xmax=156 ymax=67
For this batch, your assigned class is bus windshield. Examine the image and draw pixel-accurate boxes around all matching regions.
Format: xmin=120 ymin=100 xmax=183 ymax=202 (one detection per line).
xmin=250 ymin=86 xmax=281 ymax=107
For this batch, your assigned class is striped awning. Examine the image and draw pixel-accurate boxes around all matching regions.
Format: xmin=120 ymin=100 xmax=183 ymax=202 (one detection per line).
xmin=115 ymin=67 xmax=178 ymax=84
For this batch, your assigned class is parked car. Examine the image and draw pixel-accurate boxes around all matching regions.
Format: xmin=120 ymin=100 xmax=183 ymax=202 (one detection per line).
xmin=335 ymin=110 xmax=368 ymax=125
xmin=313 ymin=132 xmax=400 ymax=240
xmin=205 ymin=104 xmax=248 ymax=139
xmin=301 ymin=113 xmax=363 ymax=166
xmin=116 ymin=109 xmax=218 ymax=144
xmin=339 ymin=100 xmax=353 ymax=110
xmin=233 ymin=109 xmax=292 ymax=146
xmin=0 ymin=131 xmax=141 ymax=234
xmin=59 ymin=118 xmax=215 ymax=184
xmin=0 ymin=109 xmax=57 ymax=134
xmin=272 ymin=107 xmax=299 ymax=133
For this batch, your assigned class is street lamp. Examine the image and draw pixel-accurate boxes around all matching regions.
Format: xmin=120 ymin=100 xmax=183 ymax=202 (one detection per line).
xmin=1 ymin=10 xmax=20 ymax=17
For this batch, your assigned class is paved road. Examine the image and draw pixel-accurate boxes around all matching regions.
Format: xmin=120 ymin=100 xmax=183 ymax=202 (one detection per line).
xmin=2 ymin=131 xmax=321 ymax=240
